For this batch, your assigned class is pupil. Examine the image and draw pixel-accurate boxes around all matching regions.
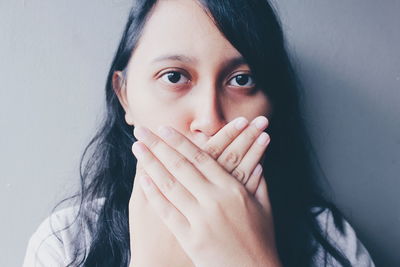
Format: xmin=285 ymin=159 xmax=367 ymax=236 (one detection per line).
xmin=168 ymin=72 xmax=181 ymax=83
xmin=236 ymin=75 xmax=248 ymax=86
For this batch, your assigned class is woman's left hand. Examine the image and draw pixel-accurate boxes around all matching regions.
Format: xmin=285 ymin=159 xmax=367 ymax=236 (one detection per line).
xmin=132 ymin=125 xmax=282 ymax=267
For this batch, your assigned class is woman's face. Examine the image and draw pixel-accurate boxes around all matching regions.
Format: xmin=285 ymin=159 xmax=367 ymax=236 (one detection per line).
xmin=114 ymin=0 xmax=272 ymax=149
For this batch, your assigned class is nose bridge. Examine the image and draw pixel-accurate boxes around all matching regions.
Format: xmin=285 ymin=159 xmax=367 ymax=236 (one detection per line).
xmin=201 ymin=83 xmax=222 ymax=117
xmin=189 ymin=81 xmax=226 ymax=136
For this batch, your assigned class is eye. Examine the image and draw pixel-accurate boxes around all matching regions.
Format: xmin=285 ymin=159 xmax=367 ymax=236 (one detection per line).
xmin=160 ymin=71 xmax=190 ymax=84
xmin=228 ymin=74 xmax=255 ymax=87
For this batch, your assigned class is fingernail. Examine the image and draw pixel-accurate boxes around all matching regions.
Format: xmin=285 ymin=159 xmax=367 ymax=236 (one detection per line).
xmin=257 ymin=132 xmax=270 ymax=145
xmin=158 ymin=126 xmax=174 ymax=139
xmin=252 ymin=116 xmax=268 ymax=130
xmin=234 ymin=117 xmax=248 ymax=130
xmin=132 ymin=142 xmax=146 ymax=157
xmin=134 ymin=126 xmax=150 ymax=140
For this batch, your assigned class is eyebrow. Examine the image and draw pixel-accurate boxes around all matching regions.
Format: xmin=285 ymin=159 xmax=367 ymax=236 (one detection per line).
xmin=150 ymin=54 xmax=248 ymax=69
xmin=221 ymin=56 xmax=248 ymax=71
xmin=151 ymin=54 xmax=197 ymax=64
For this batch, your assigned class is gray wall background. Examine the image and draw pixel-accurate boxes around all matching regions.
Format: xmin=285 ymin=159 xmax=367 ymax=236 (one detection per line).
xmin=0 ymin=1 xmax=398 ymax=266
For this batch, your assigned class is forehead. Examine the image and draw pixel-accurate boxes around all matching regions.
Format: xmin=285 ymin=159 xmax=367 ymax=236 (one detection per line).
xmin=131 ymin=0 xmax=242 ymax=64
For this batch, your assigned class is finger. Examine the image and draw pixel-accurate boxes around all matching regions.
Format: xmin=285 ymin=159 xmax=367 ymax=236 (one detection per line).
xmin=133 ymin=126 xmax=212 ymax=199
xmin=135 ymin=162 xmax=145 ymax=176
xmin=231 ymin=132 xmax=270 ymax=184
xmin=133 ymin=162 xmax=145 ymax=186
xmin=131 ymin=162 xmax=149 ymax=201
xmin=132 ymin=141 xmax=198 ymax=217
xmin=218 ymin=116 xmax=269 ymax=173
xmin=202 ymin=116 xmax=249 ymax=158
xmin=254 ymin=176 xmax=271 ymax=213
xmin=138 ymin=172 xmax=191 ymax=241
xmin=243 ymin=163 xmax=263 ymax=195
xmin=131 ymin=162 xmax=142 ymax=194
xmin=152 ymin=125 xmax=234 ymax=189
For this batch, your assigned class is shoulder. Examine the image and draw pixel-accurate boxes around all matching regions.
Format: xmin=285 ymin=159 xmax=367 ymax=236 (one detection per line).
xmin=312 ymin=207 xmax=375 ymax=267
xmin=22 ymin=198 xmax=105 ymax=267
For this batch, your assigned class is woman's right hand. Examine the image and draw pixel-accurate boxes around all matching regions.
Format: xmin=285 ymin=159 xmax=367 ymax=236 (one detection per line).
xmin=128 ymin=116 xmax=270 ymax=267
xmin=201 ymin=116 xmax=270 ymax=195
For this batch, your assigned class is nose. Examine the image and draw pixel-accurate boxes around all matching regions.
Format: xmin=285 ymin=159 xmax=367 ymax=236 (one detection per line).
xmin=189 ymin=85 xmax=226 ymax=137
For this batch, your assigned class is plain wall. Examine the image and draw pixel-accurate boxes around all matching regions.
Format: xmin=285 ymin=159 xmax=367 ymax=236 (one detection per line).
xmin=1 ymin=1 xmax=398 ymax=266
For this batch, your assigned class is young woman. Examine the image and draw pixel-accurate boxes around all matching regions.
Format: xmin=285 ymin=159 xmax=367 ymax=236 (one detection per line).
xmin=23 ymin=0 xmax=376 ymax=266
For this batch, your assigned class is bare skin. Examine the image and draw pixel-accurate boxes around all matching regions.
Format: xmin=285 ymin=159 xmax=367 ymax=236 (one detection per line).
xmin=129 ymin=118 xmax=274 ymax=267
xmin=112 ymin=0 xmax=280 ymax=266
xmin=131 ymin=124 xmax=281 ymax=267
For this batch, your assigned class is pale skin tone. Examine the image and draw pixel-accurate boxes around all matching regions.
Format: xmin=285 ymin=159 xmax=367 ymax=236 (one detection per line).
xmin=112 ymin=0 xmax=282 ymax=266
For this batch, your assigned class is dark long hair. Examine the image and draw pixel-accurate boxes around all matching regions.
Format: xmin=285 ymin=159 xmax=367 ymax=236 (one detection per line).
xmin=55 ymin=0 xmax=353 ymax=266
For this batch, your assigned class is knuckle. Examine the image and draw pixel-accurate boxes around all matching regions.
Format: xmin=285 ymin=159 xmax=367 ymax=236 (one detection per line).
xmin=159 ymin=177 xmax=178 ymax=195
xmin=141 ymin=153 xmax=156 ymax=166
xmin=205 ymin=145 xmax=220 ymax=159
xmin=173 ymin=156 xmax=188 ymax=170
xmin=173 ymin=134 xmax=186 ymax=147
xmin=231 ymin=168 xmax=247 ymax=183
xmin=224 ymin=128 xmax=237 ymax=140
xmin=193 ymin=149 xmax=210 ymax=164
xmin=242 ymin=174 xmax=252 ymax=185
xmin=223 ymin=151 xmax=241 ymax=166
xmin=147 ymin=138 xmax=161 ymax=150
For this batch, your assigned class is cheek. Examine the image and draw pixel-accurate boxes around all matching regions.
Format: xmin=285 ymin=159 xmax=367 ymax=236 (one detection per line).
xmin=256 ymin=95 xmax=272 ymax=117
xmin=249 ymin=92 xmax=272 ymax=116
xmin=129 ymin=91 xmax=156 ymax=119
xmin=225 ymin=93 xmax=272 ymax=120
xmin=129 ymin=91 xmax=189 ymax=133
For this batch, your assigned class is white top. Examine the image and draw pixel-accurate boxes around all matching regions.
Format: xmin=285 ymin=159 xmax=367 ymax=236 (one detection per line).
xmin=23 ymin=199 xmax=375 ymax=267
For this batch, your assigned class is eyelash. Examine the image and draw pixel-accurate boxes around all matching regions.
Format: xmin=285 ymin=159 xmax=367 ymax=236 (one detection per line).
xmin=160 ymin=70 xmax=190 ymax=85
xmin=227 ymin=74 xmax=255 ymax=88
xmin=159 ymin=70 xmax=256 ymax=89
